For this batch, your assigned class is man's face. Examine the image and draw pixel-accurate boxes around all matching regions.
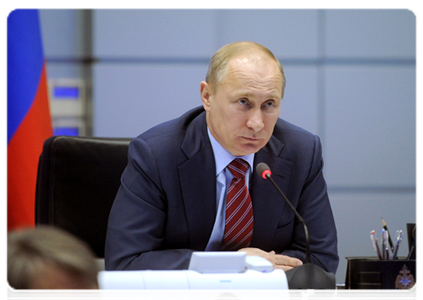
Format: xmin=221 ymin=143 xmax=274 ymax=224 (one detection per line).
xmin=201 ymin=54 xmax=283 ymax=157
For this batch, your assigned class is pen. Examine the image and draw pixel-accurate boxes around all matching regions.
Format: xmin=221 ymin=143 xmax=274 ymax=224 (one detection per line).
xmin=392 ymin=230 xmax=403 ymax=260
xmin=381 ymin=229 xmax=386 ymax=260
xmin=384 ymin=229 xmax=390 ymax=260
xmin=370 ymin=230 xmax=382 ymax=259
xmin=381 ymin=217 xmax=394 ymax=252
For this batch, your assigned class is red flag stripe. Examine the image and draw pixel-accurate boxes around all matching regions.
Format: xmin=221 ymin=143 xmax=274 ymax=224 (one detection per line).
xmin=7 ymin=64 xmax=52 ymax=231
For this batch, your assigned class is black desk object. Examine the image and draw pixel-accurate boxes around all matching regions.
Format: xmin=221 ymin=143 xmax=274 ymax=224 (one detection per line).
xmin=345 ymin=257 xmax=416 ymax=289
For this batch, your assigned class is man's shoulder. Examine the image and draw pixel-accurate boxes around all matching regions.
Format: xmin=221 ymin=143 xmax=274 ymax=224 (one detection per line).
xmin=137 ymin=106 xmax=205 ymax=142
xmin=273 ymin=118 xmax=316 ymax=142
xmin=128 ymin=106 xmax=208 ymax=165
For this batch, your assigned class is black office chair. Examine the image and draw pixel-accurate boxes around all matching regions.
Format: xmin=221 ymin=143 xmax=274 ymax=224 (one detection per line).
xmin=35 ymin=135 xmax=132 ymax=258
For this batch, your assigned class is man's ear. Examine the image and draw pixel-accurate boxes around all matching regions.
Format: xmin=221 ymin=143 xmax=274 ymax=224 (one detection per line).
xmin=200 ymin=81 xmax=211 ymax=111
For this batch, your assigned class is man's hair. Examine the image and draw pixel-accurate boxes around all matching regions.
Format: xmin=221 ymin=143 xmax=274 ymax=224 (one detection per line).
xmin=7 ymin=226 xmax=99 ymax=289
xmin=205 ymin=41 xmax=286 ymax=96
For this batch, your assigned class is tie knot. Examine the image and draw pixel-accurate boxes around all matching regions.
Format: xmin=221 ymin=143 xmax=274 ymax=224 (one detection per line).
xmin=228 ymin=158 xmax=249 ymax=178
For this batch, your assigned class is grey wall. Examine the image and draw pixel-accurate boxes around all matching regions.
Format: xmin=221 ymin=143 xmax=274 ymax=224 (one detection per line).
xmin=39 ymin=9 xmax=416 ymax=285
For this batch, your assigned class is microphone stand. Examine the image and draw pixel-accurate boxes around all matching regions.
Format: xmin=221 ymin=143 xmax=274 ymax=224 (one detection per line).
xmin=257 ymin=163 xmax=336 ymax=289
xmin=265 ymin=174 xmax=311 ymax=265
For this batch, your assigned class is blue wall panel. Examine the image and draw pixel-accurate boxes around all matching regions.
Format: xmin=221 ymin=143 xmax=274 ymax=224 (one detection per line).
xmin=39 ymin=9 xmax=88 ymax=58
xmin=325 ymin=65 xmax=415 ymax=188
xmin=93 ymin=63 xmax=208 ymax=137
xmin=93 ymin=10 xmax=216 ymax=58
xmin=216 ymin=10 xmax=320 ymax=59
xmin=279 ymin=65 xmax=319 ymax=135
xmin=325 ymin=10 xmax=415 ymax=59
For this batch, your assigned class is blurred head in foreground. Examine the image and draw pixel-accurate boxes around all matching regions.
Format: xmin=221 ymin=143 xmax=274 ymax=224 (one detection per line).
xmin=8 ymin=226 xmax=99 ymax=289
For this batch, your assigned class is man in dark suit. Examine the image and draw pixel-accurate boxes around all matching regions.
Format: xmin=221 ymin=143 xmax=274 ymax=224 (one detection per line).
xmin=105 ymin=41 xmax=338 ymax=274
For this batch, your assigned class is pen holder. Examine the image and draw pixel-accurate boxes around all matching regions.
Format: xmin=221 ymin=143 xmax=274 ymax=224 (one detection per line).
xmin=345 ymin=257 xmax=416 ymax=289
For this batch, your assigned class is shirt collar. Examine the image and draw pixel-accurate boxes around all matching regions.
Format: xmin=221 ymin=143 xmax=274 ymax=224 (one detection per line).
xmin=207 ymin=128 xmax=254 ymax=176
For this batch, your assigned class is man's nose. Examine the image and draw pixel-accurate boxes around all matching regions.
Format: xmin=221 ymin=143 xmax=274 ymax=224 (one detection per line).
xmin=247 ymin=109 xmax=265 ymax=132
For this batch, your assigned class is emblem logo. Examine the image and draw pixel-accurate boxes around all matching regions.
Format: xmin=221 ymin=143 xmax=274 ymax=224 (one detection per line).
xmin=395 ymin=264 xmax=415 ymax=289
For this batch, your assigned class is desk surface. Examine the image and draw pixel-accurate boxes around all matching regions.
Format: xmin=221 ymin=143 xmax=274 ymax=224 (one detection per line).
xmin=334 ymin=296 xmax=394 ymax=300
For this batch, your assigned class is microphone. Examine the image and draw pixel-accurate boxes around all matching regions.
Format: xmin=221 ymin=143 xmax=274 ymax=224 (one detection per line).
xmin=256 ymin=163 xmax=311 ymax=264
xmin=256 ymin=162 xmax=336 ymax=289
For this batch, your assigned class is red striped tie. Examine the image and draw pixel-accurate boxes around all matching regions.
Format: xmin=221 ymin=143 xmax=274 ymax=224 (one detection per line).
xmin=221 ymin=158 xmax=254 ymax=251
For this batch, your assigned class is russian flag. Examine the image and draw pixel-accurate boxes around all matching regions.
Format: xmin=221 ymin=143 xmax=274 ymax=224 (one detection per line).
xmin=7 ymin=10 xmax=52 ymax=231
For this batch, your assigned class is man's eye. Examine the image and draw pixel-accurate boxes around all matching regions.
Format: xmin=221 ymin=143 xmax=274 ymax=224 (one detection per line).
xmin=264 ymin=101 xmax=274 ymax=107
xmin=238 ymin=99 xmax=248 ymax=105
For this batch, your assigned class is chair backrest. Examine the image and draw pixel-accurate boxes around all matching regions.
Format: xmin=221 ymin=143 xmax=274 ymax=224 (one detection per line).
xmin=35 ymin=136 xmax=132 ymax=258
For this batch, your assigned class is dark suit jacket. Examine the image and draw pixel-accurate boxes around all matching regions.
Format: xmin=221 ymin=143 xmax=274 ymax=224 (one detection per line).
xmin=105 ymin=106 xmax=339 ymax=273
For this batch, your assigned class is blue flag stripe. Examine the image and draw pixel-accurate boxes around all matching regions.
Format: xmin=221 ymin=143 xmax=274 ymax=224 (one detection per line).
xmin=7 ymin=9 xmax=44 ymax=143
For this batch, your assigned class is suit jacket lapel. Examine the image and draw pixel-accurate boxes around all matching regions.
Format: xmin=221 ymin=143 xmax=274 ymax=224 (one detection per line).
xmin=178 ymin=112 xmax=217 ymax=250
xmin=250 ymin=136 xmax=293 ymax=250
xmin=176 ymin=110 xmax=294 ymax=251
